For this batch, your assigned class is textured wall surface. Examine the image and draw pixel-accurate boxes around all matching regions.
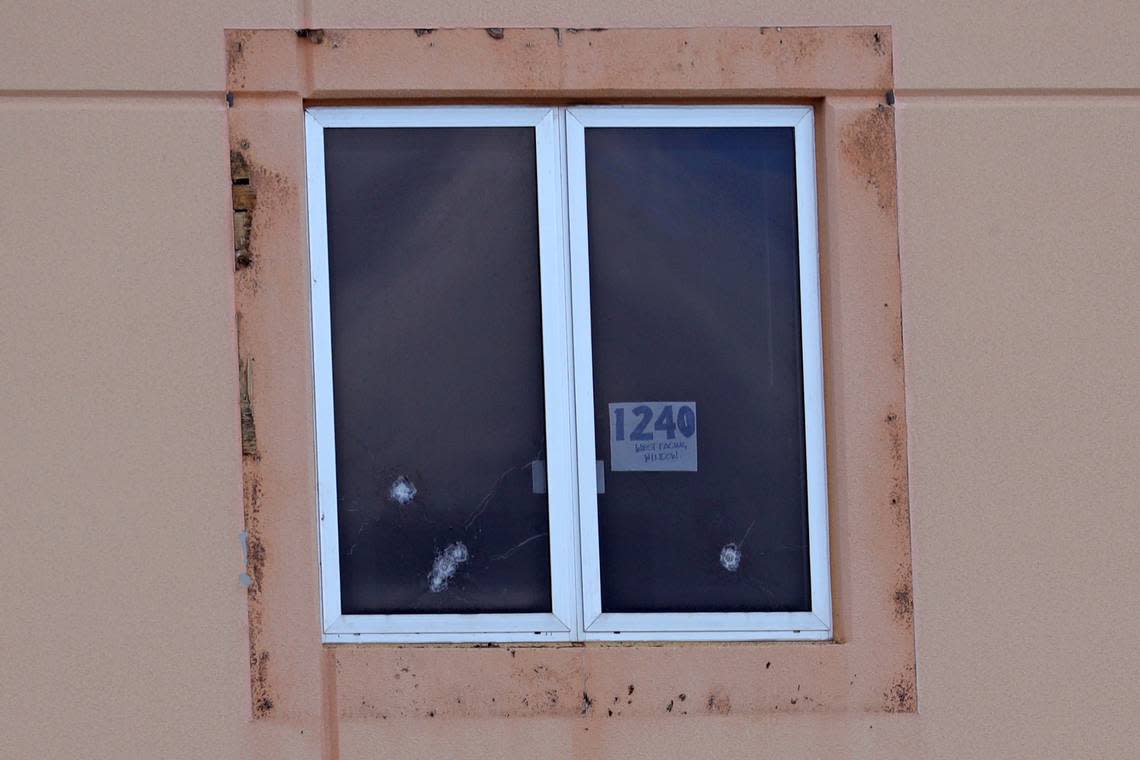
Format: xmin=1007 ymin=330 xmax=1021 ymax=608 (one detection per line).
xmin=1 ymin=3 xmax=1137 ymax=759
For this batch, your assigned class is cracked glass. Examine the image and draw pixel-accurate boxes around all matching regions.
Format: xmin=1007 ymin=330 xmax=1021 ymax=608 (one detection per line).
xmin=323 ymin=126 xmax=552 ymax=614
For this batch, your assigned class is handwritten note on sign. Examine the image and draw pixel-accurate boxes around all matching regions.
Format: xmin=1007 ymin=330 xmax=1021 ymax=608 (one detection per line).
xmin=608 ymin=402 xmax=698 ymax=472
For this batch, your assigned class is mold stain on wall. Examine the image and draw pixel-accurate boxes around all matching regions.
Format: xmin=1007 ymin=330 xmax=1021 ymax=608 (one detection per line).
xmin=840 ymin=104 xmax=898 ymax=214
xmin=226 ymin=31 xmax=254 ymax=90
xmin=243 ymin=461 xmax=274 ymax=717
xmin=884 ymin=665 xmax=917 ymax=712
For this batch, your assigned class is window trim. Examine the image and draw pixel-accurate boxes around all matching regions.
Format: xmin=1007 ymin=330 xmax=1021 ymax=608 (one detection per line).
xmin=307 ymin=104 xmax=831 ymax=643
xmin=306 ymin=106 xmax=580 ymax=643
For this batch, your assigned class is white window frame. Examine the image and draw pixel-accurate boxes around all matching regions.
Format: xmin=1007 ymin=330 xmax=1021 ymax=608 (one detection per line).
xmin=566 ymin=106 xmax=831 ymax=641
xmin=306 ymin=106 xmax=580 ymax=643
xmin=306 ymin=105 xmax=830 ymax=644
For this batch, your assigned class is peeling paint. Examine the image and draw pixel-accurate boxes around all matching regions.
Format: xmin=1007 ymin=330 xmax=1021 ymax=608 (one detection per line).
xmin=229 ymin=141 xmax=298 ymax=279
xmin=239 ymin=358 xmax=257 ymax=457
xmin=228 ymin=134 xmax=294 ymax=721
xmin=239 ymin=529 xmax=252 ymax=587
xmin=231 ymin=150 xmax=255 ymax=269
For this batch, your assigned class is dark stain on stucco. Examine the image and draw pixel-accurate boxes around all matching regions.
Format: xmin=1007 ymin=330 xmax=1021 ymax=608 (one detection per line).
xmin=871 ymin=30 xmax=887 ymax=56
xmin=243 ymin=465 xmax=273 ymax=717
xmin=296 ymin=28 xmax=326 ymax=44
xmin=706 ymin=692 xmax=732 ymax=714
xmin=894 ymin=580 xmax=914 ymax=621
xmin=841 ymin=105 xmax=898 ymax=214
xmin=225 ymin=31 xmax=253 ymax=85
xmin=883 ymin=667 xmax=917 ymax=712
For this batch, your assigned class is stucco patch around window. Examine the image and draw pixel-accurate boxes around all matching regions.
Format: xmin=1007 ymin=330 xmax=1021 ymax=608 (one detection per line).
xmin=226 ymin=25 xmax=914 ymax=721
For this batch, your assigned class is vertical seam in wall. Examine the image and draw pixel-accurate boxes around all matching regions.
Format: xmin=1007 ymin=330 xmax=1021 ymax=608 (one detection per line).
xmin=887 ymin=24 xmax=920 ymax=713
xmin=321 ymin=647 xmax=340 ymax=760
xmin=298 ymin=0 xmax=316 ymax=97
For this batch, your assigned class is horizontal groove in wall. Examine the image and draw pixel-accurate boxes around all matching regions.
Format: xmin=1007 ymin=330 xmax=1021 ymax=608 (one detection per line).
xmin=2 ymin=88 xmax=1138 ymax=103
xmin=0 ymin=91 xmax=224 ymax=106
xmin=896 ymin=88 xmax=1140 ymax=98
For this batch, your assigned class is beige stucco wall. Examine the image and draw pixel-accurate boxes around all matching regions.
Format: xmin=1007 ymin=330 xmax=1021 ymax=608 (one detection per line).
xmin=1 ymin=3 xmax=1137 ymax=759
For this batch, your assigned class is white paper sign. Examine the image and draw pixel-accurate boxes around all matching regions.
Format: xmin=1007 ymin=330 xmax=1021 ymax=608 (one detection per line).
xmin=608 ymin=401 xmax=698 ymax=472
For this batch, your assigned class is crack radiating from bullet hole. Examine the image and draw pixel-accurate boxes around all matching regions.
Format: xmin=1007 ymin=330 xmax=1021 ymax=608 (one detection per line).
xmin=464 ymin=451 xmax=542 ymax=528
xmin=491 ymin=532 xmax=548 ymax=561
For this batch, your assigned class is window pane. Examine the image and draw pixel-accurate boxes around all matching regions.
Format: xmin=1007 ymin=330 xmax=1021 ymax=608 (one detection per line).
xmin=584 ymin=126 xmax=811 ymax=613
xmin=324 ymin=126 xmax=552 ymax=615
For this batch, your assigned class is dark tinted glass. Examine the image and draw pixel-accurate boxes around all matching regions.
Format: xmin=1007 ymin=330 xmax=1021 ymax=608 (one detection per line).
xmin=324 ymin=126 xmax=552 ymax=614
xmin=585 ymin=126 xmax=811 ymax=613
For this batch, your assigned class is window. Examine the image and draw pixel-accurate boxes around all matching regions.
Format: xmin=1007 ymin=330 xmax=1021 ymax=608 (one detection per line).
xmin=306 ymin=105 xmax=829 ymax=643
